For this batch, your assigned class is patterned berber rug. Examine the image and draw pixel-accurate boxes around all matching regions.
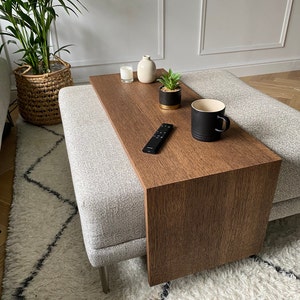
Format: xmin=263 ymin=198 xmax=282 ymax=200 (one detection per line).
xmin=2 ymin=120 xmax=300 ymax=299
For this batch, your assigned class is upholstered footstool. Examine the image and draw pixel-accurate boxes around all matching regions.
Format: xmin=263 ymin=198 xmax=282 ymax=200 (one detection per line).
xmin=59 ymin=85 xmax=145 ymax=292
xmin=59 ymin=70 xmax=300 ymax=293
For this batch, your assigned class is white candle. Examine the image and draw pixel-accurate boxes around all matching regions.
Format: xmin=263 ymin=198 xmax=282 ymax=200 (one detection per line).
xmin=120 ymin=65 xmax=133 ymax=83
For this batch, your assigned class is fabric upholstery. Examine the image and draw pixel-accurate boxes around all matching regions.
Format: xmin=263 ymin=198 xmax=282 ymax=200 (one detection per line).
xmin=59 ymin=85 xmax=146 ymax=266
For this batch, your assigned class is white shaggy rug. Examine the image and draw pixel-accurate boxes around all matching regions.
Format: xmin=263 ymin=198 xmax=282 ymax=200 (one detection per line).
xmin=2 ymin=120 xmax=300 ymax=299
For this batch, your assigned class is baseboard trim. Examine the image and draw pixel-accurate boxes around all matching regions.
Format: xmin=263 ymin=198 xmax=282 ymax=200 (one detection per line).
xmin=9 ymin=58 xmax=300 ymax=88
xmin=225 ymin=58 xmax=300 ymax=77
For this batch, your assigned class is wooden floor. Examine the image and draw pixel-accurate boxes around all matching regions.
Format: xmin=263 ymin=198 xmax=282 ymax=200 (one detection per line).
xmin=241 ymin=71 xmax=300 ymax=111
xmin=0 ymin=70 xmax=300 ymax=296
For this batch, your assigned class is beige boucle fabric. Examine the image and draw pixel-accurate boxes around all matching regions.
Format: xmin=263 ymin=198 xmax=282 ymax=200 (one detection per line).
xmin=59 ymin=85 xmax=146 ymax=266
xmin=59 ymin=70 xmax=300 ymax=267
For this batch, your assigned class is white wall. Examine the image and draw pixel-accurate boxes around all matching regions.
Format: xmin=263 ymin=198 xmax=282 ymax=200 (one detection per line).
xmin=1 ymin=0 xmax=300 ymax=84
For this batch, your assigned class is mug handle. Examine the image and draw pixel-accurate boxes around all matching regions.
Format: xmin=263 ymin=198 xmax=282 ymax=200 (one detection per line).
xmin=215 ymin=115 xmax=230 ymax=133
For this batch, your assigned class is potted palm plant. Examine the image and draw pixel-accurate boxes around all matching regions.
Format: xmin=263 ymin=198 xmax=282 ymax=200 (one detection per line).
xmin=157 ymin=69 xmax=181 ymax=110
xmin=0 ymin=0 xmax=85 ymax=125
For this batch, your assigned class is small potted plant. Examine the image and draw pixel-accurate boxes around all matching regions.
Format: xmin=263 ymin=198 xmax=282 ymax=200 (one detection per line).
xmin=157 ymin=69 xmax=181 ymax=110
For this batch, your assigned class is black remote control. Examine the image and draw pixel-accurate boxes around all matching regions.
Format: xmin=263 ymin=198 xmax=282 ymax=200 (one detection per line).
xmin=142 ymin=123 xmax=173 ymax=154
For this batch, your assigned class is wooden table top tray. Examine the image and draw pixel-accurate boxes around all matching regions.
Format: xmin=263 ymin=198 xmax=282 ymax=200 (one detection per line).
xmin=90 ymin=69 xmax=281 ymax=286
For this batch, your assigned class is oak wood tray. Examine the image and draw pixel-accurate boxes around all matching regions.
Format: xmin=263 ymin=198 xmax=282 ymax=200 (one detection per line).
xmin=90 ymin=70 xmax=281 ymax=285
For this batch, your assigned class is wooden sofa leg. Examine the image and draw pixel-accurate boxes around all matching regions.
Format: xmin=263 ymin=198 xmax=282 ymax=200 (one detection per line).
xmin=99 ymin=266 xmax=110 ymax=293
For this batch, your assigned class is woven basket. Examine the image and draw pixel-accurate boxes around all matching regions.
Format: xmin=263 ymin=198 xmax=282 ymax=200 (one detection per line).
xmin=14 ymin=57 xmax=73 ymax=125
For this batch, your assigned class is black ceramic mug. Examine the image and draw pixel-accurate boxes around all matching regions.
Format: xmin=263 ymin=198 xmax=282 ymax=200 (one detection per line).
xmin=191 ymin=99 xmax=230 ymax=142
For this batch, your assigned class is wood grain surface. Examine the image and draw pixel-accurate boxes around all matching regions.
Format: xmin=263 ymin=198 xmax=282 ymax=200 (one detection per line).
xmin=90 ymin=71 xmax=280 ymax=188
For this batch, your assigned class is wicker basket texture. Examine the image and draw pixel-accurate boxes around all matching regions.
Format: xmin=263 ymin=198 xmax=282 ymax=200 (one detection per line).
xmin=14 ymin=58 xmax=73 ymax=125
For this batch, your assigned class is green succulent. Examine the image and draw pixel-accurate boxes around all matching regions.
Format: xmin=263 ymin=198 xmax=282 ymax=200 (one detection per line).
xmin=157 ymin=69 xmax=181 ymax=91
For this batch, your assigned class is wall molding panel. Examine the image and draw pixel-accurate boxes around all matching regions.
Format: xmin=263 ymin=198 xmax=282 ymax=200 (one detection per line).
xmin=198 ymin=0 xmax=294 ymax=55
xmin=1 ymin=0 xmax=299 ymax=83
xmin=279 ymin=0 xmax=294 ymax=48
xmin=55 ymin=0 xmax=165 ymax=68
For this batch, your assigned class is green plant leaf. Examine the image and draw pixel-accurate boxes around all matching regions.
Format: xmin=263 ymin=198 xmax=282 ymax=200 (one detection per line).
xmin=157 ymin=69 xmax=181 ymax=90
xmin=0 ymin=0 xmax=86 ymax=74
